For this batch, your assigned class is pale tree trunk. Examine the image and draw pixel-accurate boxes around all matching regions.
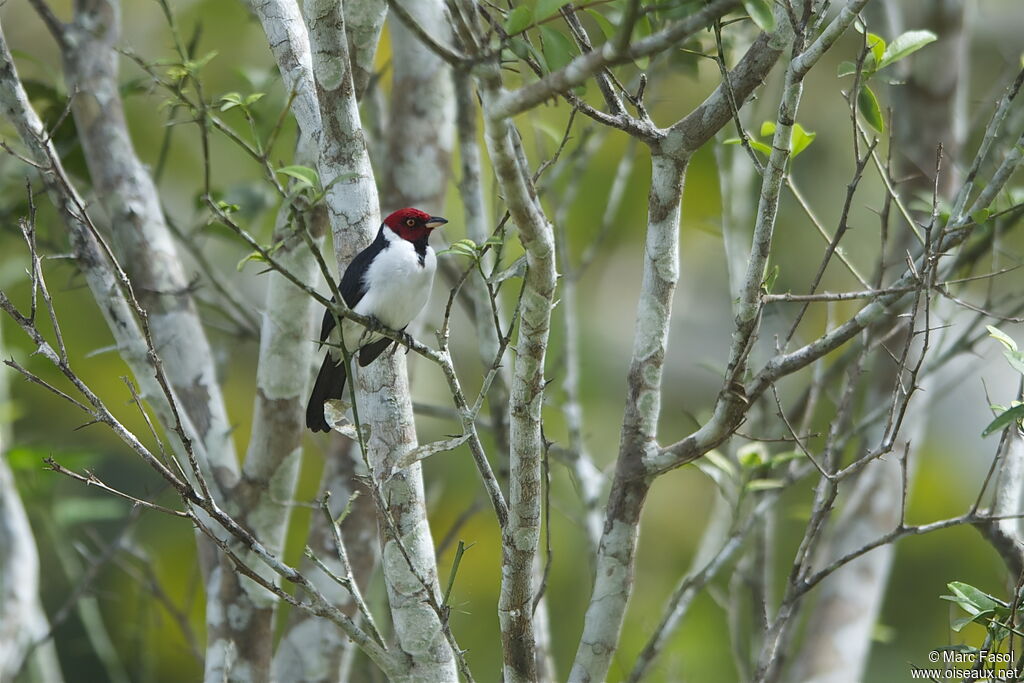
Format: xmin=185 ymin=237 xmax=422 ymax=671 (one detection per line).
xmin=0 ymin=21 xmax=245 ymax=666
xmin=272 ymin=438 xmax=379 ymax=683
xmin=61 ymin=0 xmax=238 ymax=493
xmin=570 ymin=152 xmax=686 ymax=683
xmin=304 ymin=0 xmax=456 ymax=678
xmin=205 ymin=165 xmax=324 ymax=682
xmin=382 ymin=0 xmax=454 ymax=213
xmin=0 ymin=16 xmax=210 ymax=477
xmin=50 ymin=4 xmax=315 ymax=680
xmin=454 ymin=70 xmax=512 ymax=456
xmin=0 ymin=324 xmax=65 ymax=683
xmin=272 ymin=5 xmax=386 ymax=678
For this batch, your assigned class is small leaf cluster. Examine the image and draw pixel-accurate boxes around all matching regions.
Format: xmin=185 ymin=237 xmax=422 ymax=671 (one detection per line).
xmin=164 ymin=50 xmax=219 ymax=81
xmin=838 ymin=29 xmax=937 ymax=134
xmin=982 ymin=326 xmax=1024 ymax=437
xmin=724 ymin=120 xmax=817 ymax=162
xmin=219 ymin=91 xmax=265 ymax=113
xmin=437 ymin=236 xmax=505 ymax=262
xmin=941 ymin=582 xmax=1012 ymax=640
xmin=698 ymin=443 xmax=803 ymax=498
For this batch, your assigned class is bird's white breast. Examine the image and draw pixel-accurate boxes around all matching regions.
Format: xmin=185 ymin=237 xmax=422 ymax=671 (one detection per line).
xmin=338 ymin=237 xmax=436 ymax=351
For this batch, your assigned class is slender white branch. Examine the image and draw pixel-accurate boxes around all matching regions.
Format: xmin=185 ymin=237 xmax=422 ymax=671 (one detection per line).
xmin=569 ymin=152 xmax=686 ymax=683
xmin=480 ymin=67 xmax=558 ymax=682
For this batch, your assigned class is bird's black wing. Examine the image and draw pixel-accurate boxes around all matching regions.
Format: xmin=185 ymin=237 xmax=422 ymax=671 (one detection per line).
xmin=319 ymin=227 xmax=388 ymax=344
xmin=358 ymin=337 xmax=395 ymax=366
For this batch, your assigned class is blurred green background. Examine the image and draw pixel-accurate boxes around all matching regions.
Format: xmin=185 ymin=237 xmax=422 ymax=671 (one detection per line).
xmin=1 ymin=1 xmax=1023 ymax=681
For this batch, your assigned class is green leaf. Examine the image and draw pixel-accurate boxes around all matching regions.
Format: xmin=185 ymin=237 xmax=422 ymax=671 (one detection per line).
xmin=982 ymin=403 xmax=1024 ymax=437
xmin=540 ymin=26 xmax=577 ymax=73
xmin=761 ymin=264 xmax=780 ymax=292
xmin=951 ymin=612 xmax=993 ymax=632
xmin=219 ymin=92 xmax=244 ymax=111
xmin=237 ymin=250 xmax=268 ymax=271
xmin=738 ymin=443 xmax=768 ymax=468
xmin=535 ymin=0 xmax=570 ymax=22
xmin=1004 ymin=350 xmax=1024 ymax=376
xmin=865 ymin=32 xmax=886 ymax=66
xmin=724 ymin=132 xmax=772 ymax=157
xmin=971 ymin=208 xmax=991 ymax=225
xmin=704 ymin=449 xmax=738 ymax=480
xmin=988 ymin=325 xmax=1018 ymax=353
xmin=508 ymin=37 xmax=542 ymax=66
xmin=857 ymin=85 xmax=885 ymax=133
xmin=439 ymin=238 xmax=480 ymax=258
xmin=742 ymin=0 xmax=775 ymax=32
xmin=878 ymin=30 xmax=937 ymax=70
xmin=276 ymin=164 xmax=320 ymax=189
xmin=505 ymin=6 xmax=533 ymax=35
xmin=760 ymin=120 xmax=776 ymax=137
xmin=746 ymin=478 xmax=786 ymax=491
xmin=244 ymin=92 xmax=265 ymax=106
xmin=769 ymin=450 xmax=803 ymax=467
xmin=791 ymin=123 xmax=816 ymax=158
xmin=837 ymin=61 xmax=857 ymax=77
xmin=585 ymin=9 xmax=617 ymax=41
xmin=54 ymin=497 xmax=127 ymax=526
xmin=946 ymin=582 xmax=1008 ymax=612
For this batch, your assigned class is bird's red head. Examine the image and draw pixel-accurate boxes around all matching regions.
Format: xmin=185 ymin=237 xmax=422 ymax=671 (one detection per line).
xmin=383 ymin=208 xmax=448 ymax=242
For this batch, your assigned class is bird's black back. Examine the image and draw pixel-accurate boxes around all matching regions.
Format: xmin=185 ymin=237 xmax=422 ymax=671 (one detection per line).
xmin=318 ymin=225 xmax=388 ymax=343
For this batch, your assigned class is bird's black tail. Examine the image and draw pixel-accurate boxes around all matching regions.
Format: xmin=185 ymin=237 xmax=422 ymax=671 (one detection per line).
xmin=306 ymin=355 xmax=346 ymax=432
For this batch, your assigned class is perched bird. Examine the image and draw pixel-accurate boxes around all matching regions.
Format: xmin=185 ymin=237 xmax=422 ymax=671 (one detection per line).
xmin=306 ymin=207 xmax=447 ymax=433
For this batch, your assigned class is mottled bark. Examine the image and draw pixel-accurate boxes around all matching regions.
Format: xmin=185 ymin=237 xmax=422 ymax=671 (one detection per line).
xmin=273 ymin=438 xmax=380 ymax=683
xmin=479 ymin=67 xmax=558 ymax=680
xmin=570 ymin=154 xmax=685 ymax=683
xmin=382 ymin=0 xmax=454 ymax=213
xmin=205 ymin=162 xmax=324 ymax=682
xmin=62 ymin=0 xmax=238 ymax=491
xmin=303 ymin=1 xmax=456 ymax=678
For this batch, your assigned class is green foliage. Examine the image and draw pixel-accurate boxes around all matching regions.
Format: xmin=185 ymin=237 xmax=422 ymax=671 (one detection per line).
xmin=837 ymin=29 xmax=937 ymax=134
xmin=981 ymin=326 xmax=1024 ymax=436
xmin=586 ymin=9 xmax=617 ymax=41
xmin=857 ymin=85 xmax=885 ymax=133
xmin=540 ymin=26 xmax=578 ymax=72
xmin=236 ymin=239 xmax=285 ymax=272
xmin=219 ymin=91 xmax=265 ymax=112
xmin=940 ymin=582 xmax=1011 ymax=638
xmin=276 ymin=164 xmax=320 ymax=190
xmin=865 ymin=32 xmax=886 ymax=68
xmin=166 ymin=50 xmax=218 ymax=81
xmin=438 ymin=236 xmax=504 ymax=262
xmin=724 ymin=121 xmax=816 ymax=161
xmin=741 ymin=0 xmax=774 ymax=32
xmin=504 ymin=6 xmax=533 ymax=35
xmin=760 ymin=263 xmax=780 ymax=293
xmin=535 ymin=0 xmax=570 ymax=22
xmin=737 ymin=442 xmax=768 ymax=468
xmin=878 ymin=31 xmax=938 ymax=70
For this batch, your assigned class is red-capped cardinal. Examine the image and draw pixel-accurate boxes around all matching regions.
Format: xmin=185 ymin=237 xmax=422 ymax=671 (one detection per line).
xmin=306 ymin=207 xmax=447 ymax=432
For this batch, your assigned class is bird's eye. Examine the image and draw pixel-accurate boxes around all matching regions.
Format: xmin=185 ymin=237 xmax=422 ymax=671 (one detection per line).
xmin=406 ymin=218 xmax=415 ymax=227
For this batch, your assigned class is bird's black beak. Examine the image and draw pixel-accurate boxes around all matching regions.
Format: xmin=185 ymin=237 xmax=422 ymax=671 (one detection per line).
xmin=425 ymin=216 xmax=448 ymax=230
